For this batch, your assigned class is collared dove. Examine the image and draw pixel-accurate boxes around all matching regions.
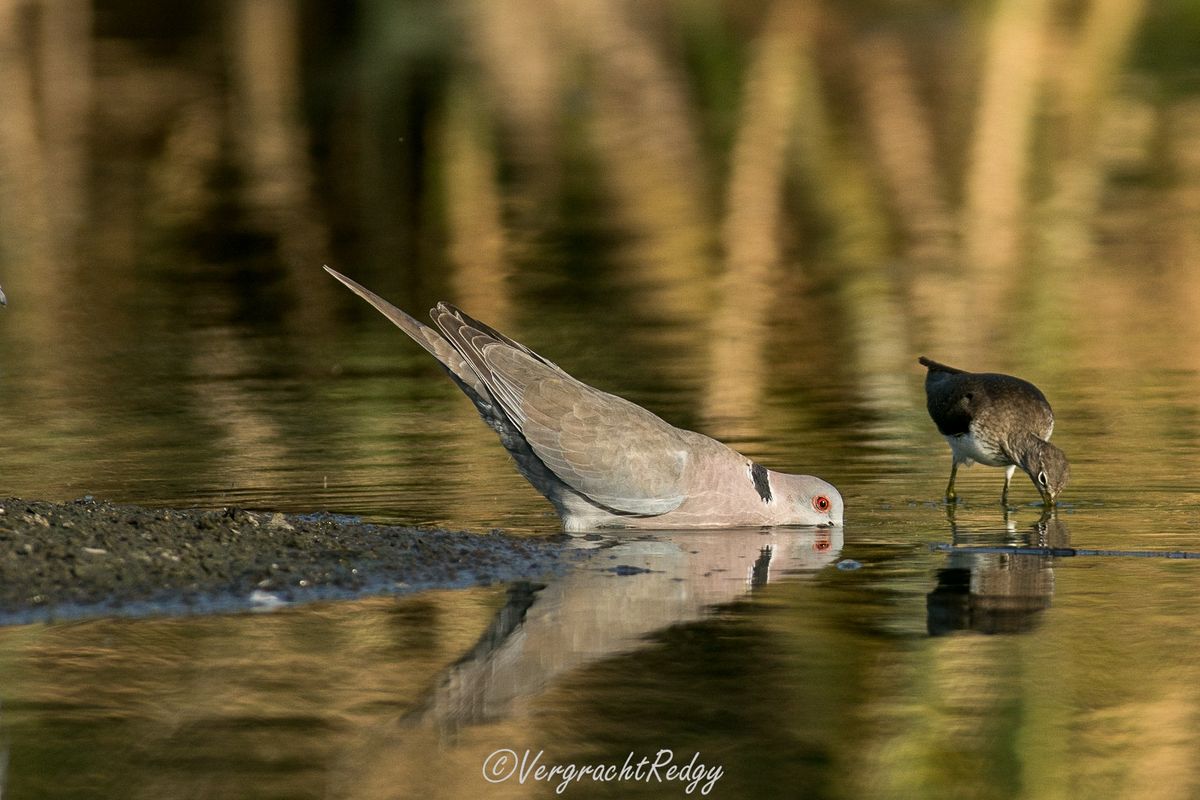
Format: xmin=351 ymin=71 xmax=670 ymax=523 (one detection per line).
xmin=919 ymin=357 xmax=1069 ymax=506
xmin=325 ymin=267 xmax=844 ymax=530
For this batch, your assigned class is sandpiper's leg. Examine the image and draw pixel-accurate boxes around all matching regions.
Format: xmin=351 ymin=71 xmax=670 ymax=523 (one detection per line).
xmin=945 ymin=461 xmax=960 ymax=503
xmin=1000 ymin=464 xmax=1017 ymax=506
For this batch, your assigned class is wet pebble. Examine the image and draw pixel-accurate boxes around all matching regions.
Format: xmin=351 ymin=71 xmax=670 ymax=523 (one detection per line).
xmin=607 ymin=564 xmax=655 ymax=576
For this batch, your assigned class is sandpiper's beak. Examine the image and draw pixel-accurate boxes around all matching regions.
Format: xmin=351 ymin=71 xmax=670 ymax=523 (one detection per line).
xmin=1040 ymin=487 xmax=1057 ymax=506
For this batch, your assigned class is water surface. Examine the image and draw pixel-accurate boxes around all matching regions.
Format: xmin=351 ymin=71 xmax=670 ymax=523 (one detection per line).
xmin=2 ymin=2 xmax=1200 ymax=798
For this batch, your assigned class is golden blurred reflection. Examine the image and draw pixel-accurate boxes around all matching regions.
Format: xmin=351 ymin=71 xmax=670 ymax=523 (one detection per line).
xmin=1 ymin=6 xmax=1200 ymax=793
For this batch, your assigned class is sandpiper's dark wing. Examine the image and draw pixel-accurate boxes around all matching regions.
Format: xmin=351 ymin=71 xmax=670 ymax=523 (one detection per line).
xmin=920 ymin=358 xmax=975 ymax=436
xmin=918 ymin=356 xmax=1054 ymax=439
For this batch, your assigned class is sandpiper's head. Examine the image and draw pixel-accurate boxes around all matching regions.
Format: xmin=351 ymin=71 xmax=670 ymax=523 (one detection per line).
xmin=1022 ymin=439 xmax=1070 ymax=504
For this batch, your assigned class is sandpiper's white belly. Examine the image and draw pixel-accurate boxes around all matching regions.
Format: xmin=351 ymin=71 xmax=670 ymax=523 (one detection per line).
xmin=945 ymin=432 xmax=1010 ymax=468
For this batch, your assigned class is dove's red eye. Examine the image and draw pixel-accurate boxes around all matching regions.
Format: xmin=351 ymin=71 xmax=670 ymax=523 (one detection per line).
xmin=813 ymin=495 xmax=831 ymax=512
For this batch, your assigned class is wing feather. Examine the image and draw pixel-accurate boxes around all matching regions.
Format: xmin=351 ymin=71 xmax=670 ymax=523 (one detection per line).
xmin=484 ymin=350 xmax=689 ymax=515
xmin=427 ymin=302 xmax=689 ymax=515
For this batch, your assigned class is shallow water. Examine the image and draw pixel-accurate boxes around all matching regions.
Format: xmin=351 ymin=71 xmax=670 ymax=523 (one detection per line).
xmin=4 ymin=372 xmax=1200 ymax=799
xmin=3 ymin=2 xmax=1200 ymax=798
xmin=3 ymin=501 xmax=1200 ymax=799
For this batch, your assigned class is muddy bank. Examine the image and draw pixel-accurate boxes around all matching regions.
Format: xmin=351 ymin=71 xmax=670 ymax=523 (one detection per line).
xmin=0 ymin=497 xmax=572 ymax=624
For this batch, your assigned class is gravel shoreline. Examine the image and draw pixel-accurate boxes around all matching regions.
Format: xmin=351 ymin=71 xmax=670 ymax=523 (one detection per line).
xmin=0 ymin=497 xmax=572 ymax=624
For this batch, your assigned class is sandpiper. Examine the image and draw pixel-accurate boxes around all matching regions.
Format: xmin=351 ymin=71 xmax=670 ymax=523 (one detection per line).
xmin=919 ymin=357 xmax=1069 ymax=506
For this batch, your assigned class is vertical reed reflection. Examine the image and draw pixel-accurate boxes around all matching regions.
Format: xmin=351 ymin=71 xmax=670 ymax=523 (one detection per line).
xmin=703 ymin=0 xmax=810 ymax=430
xmin=462 ymin=0 xmax=562 ymax=183
xmin=854 ymin=34 xmax=954 ymax=264
xmin=853 ymin=33 xmax=966 ymax=367
xmin=961 ymin=0 xmax=1051 ymax=345
xmin=441 ymin=80 xmax=512 ymax=326
xmin=1166 ymin=99 xmax=1200 ymax=372
xmin=560 ymin=0 xmax=715 ymax=327
xmin=0 ymin=0 xmax=53 ymax=277
xmin=229 ymin=0 xmax=330 ymax=331
xmin=1037 ymin=0 xmax=1147 ymax=280
xmin=37 ymin=0 xmax=92 ymax=249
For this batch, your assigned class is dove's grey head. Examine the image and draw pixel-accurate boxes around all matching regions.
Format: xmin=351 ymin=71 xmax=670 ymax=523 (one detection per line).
xmin=772 ymin=473 xmax=844 ymax=527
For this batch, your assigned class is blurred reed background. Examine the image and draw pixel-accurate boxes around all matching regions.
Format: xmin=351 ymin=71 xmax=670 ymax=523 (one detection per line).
xmin=0 ymin=0 xmax=1197 ymax=518
xmin=3 ymin=7 xmax=1200 ymax=797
